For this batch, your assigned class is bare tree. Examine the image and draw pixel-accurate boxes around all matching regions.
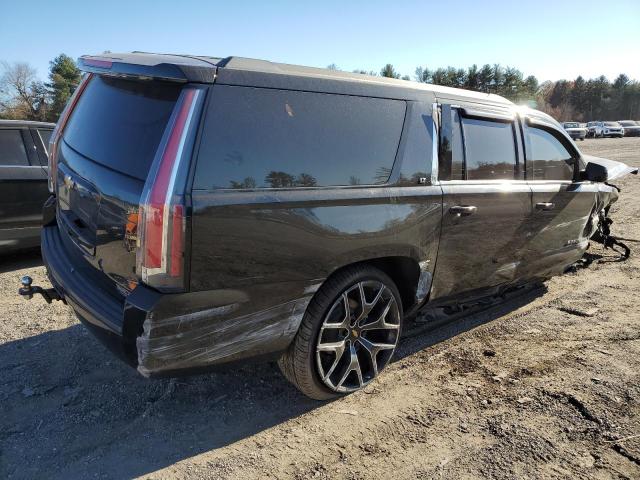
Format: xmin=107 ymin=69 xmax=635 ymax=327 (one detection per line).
xmin=0 ymin=61 xmax=48 ymax=120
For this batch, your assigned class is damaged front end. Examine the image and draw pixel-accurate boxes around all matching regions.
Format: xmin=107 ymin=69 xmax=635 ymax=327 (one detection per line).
xmin=582 ymin=154 xmax=638 ymax=259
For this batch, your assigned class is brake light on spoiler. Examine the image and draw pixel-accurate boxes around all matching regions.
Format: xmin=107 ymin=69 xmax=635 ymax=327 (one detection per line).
xmin=137 ymin=87 xmax=206 ymax=291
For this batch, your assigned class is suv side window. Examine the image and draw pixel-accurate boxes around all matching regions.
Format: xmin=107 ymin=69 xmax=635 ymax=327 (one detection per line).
xmin=0 ymin=129 xmax=29 ymax=166
xmin=195 ymin=86 xmax=406 ymax=189
xmin=438 ymin=106 xmax=465 ymax=181
xmin=524 ymin=125 xmax=575 ymax=181
xmin=462 ymin=117 xmax=517 ymax=180
xmin=439 ymin=106 xmax=518 ymax=181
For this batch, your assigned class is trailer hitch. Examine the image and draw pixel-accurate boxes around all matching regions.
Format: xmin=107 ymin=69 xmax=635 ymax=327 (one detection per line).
xmin=18 ymin=276 xmax=65 ymax=304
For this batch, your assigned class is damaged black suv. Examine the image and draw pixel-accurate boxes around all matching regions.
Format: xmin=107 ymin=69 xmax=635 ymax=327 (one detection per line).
xmin=24 ymin=52 xmax=636 ymax=399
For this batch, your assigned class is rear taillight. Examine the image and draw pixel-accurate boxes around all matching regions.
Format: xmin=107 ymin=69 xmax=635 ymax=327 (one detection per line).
xmin=137 ymin=86 xmax=205 ymax=292
xmin=48 ymin=73 xmax=93 ymax=193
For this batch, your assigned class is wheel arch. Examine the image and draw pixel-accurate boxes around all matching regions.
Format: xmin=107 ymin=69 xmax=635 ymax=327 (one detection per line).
xmin=325 ymin=255 xmax=425 ymax=313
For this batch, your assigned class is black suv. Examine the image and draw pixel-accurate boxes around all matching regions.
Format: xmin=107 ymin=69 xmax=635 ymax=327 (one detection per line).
xmin=0 ymin=120 xmax=54 ymax=252
xmin=30 ymin=53 xmax=635 ymax=399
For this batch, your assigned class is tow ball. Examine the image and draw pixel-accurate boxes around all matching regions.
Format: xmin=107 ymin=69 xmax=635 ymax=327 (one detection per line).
xmin=18 ymin=276 xmax=64 ymax=304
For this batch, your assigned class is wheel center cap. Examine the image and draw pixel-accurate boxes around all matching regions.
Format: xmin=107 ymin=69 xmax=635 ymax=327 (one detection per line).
xmin=351 ymin=328 xmax=359 ymax=338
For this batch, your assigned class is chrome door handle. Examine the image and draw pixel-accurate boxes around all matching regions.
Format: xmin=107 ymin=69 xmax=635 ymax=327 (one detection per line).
xmin=449 ymin=205 xmax=477 ymax=216
xmin=535 ymin=202 xmax=555 ymax=211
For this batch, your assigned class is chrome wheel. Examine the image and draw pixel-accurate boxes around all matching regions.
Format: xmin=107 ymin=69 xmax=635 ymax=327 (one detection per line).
xmin=315 ymin=280 xmax=400 ymax=393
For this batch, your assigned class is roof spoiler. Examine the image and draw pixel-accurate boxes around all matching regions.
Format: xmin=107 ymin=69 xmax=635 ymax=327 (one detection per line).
xmin=77 ymin=53 xmax=221 ymax=83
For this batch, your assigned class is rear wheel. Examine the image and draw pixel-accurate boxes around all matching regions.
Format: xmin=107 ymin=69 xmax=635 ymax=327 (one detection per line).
xmin=278 ymin=265 xmax=403 ymax=399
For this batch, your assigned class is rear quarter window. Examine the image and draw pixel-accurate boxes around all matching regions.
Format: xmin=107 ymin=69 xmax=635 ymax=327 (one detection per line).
xmin=194 ymin=86 xmax=406 ymax=189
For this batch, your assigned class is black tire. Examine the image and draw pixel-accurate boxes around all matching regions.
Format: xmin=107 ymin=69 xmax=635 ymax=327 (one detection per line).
xmin=278 ymin=265 xmax=403 ymax=400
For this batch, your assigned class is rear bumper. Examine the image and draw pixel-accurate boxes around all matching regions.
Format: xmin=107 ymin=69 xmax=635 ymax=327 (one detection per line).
xmin=42 ymin=223 xmax=159 ymax=366
xmin=42 ymin=221 xmax=307 ymax=377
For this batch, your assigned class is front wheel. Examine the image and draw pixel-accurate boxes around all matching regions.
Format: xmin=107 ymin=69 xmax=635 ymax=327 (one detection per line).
xmin=279 ymin=265 xmax=403 ymax=399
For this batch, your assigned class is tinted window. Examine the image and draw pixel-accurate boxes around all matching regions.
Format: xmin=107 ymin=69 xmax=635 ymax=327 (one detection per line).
xmin=397 ymin=104 xmax=433 ymax=185
xmin=437 ymin=106 xmax=464 ymax=181
xmin=194 ymin=86 xmax=406 ymax=189
xmin=0 ymin=129 xmax=29 ymax=166
xmin=524 ymin=126 xmax=575 ymax=181
xmin=462 ymin=117 xmax=516 ymax=180
xmin=450 ymin=110 xmax=464 ymax=180
xmin=63 ymin=76 xmax=181 ymax=180
xmin=38 ymin=129 xmax=52 ymax=148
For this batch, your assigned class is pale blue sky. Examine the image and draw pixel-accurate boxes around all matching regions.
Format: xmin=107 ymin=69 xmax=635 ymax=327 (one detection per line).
xmin=2 ymin=0 xmax=639 ymax=82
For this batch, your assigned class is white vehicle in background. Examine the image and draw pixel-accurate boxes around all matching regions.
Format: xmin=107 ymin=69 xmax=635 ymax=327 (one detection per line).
xmin=590 ymin=121 xmax=624 ymax=138
xmin=562 ymin=121 xmax=587 ymax=141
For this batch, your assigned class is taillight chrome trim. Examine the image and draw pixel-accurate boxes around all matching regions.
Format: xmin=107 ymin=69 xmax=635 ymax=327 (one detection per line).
xmin=137 ymin=86 xmax=205 ymax=291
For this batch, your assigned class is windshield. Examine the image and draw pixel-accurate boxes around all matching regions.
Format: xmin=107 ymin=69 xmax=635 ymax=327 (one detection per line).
xmin=605 ymin=122 xmax=621 ymax=127
xmin=619 ymin=121 xmax=638 ymax=127
xmin=564 ymin=122 xmax=579 ymax=128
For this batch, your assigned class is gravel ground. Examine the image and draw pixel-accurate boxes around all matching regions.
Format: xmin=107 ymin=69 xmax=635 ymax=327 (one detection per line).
xmin=1 ymin=137 xmax=639 ymax=480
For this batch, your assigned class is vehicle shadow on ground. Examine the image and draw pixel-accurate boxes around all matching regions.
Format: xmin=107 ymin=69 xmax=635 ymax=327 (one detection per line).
xmin=0 ymin=248 xmax=42 ymax=274
xmin=1 ymin=283 xmax=547 ymax=479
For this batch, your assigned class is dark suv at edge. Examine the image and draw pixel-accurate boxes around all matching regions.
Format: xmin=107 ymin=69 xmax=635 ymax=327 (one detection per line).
xmin=0 ymin=120 xmax=54 ymax=252
xmin=34 ymin=53 xmax=634 ymax=399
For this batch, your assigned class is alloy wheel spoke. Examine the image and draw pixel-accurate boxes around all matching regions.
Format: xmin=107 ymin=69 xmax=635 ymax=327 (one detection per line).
xmin=357 ymin=336 xmax=396 ymax=372
xmin=323 ymin=293 xmax=351 ymax=329
xmin=356 ymin=282 xmax=385 ymax=322
xmin=336 ymin=343 xmax=363 ymax=390
xmin=318 ymin=338 xmax=348 ymax=380
xmin=360 ymin=298 xmax=399 ymax=331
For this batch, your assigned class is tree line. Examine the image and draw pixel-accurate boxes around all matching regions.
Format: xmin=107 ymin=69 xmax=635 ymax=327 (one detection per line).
xmin=0 ymin=54 xmax=80 ymax=122
xmin=338 ymin=63 xmax=640 ymax=122
xmin=1 ymin=54 xmax=638 ymax=123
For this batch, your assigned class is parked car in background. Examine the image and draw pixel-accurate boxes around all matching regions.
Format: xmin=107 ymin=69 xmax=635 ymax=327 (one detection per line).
xmin=562 ymin=122 xmax=587 ymax=140
xmin=0 ymin=120 xmax=54 ymax=253
xmin=22 ymin=53 xmax=637 ymax=399
xmin=619 ymin=120 xmax=640 ymax=137
xmin=590 ymin=121 xmax=624 ymax=138
xmin=586 ymin=121 xmax=598 ymax=137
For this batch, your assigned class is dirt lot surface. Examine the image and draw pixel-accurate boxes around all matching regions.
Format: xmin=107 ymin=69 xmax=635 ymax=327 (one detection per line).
xmin=1 ymin=137 xmax=639 ymax=479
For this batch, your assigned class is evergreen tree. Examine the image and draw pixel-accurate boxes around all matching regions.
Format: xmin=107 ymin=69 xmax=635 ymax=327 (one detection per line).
xmin=380 ymin=64 xmax=400 ymax=79
xmin=47 ymin=54 xmax=81 ymax=121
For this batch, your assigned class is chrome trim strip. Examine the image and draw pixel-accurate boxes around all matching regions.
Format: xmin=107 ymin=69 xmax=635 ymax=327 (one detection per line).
xmin=431 ymin=102 xmax=439 ymax=185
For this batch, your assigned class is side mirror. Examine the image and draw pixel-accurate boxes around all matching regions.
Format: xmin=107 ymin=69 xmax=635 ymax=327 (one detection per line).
xmin=581 ymin=162 xmax=608 ymax=182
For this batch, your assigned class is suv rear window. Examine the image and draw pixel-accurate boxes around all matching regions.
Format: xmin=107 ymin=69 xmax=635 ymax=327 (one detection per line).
xmin=63 ymin=75 xmax=181 ymax=180
xmin=194 ymin=86 xmax=406 ymax=189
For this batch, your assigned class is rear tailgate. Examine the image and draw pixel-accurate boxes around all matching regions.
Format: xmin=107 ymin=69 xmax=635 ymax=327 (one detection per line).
xmin=53 ymin=65 xmax=206 ymax=293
